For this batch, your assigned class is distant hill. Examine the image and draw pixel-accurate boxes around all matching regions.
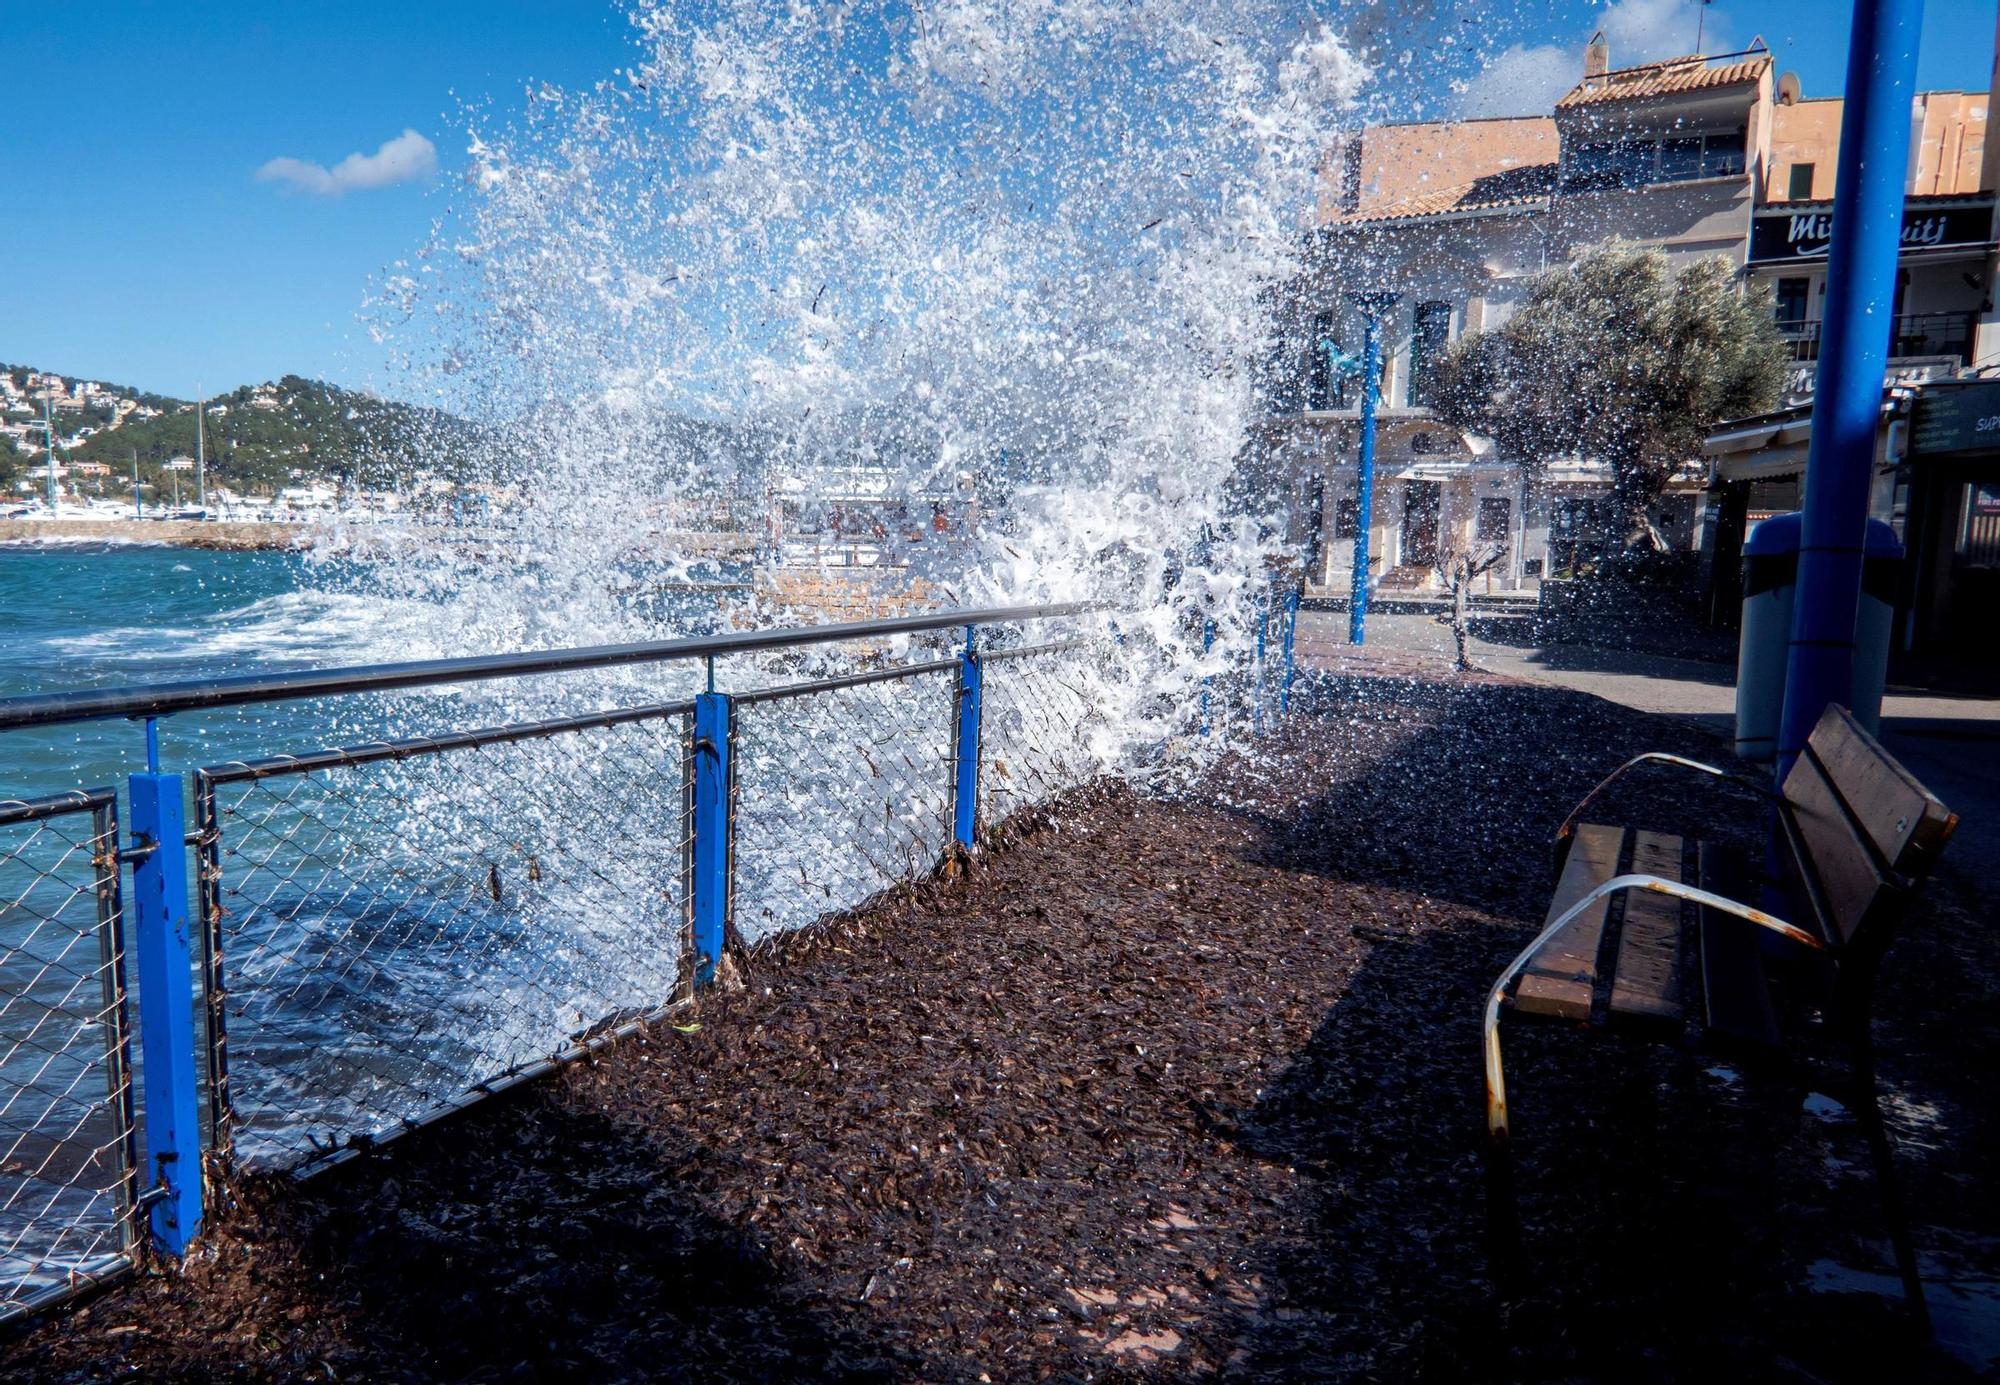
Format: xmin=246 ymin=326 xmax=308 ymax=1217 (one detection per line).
xmin=1 ymin=365 xmax=488 ymax=497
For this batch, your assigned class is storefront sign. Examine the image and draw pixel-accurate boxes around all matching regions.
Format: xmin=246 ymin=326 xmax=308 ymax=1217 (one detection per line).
xmin=1749 ymin=200 xmax=1993 ymax=262
xmin=1911 ymin=381 xmax=2000 ymax=457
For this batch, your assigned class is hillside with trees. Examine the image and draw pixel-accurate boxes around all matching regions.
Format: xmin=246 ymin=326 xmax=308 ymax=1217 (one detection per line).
xmin=1 ymin=366 xmax=488 ymax=499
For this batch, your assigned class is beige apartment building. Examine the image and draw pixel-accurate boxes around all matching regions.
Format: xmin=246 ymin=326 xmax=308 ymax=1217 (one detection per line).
xmin=1261 ymin=30 xmax=2000 ymax=595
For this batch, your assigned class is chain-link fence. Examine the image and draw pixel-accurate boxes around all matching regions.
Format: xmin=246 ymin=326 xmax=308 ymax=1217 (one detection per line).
xmin=0 ymin=789 xmax=139 ymax=1324
xmin=195 ymin=705 xmax=693 ymax=1172
xmin=731 ymin=661 xmax=960 ymax=943
xmin=0 ymin=604 xmax=1126 ymax=1309
xmin=979 ymin=641 xmax=1105 ymax=827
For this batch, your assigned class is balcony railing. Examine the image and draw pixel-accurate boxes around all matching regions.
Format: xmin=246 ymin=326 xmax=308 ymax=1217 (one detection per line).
xmin=1778 ymin=310 xmax=1977 ymax=363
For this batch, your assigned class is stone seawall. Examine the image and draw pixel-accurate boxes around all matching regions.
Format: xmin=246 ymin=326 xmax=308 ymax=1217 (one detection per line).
xmin=0 ymin=519 xmax=308 ymax=550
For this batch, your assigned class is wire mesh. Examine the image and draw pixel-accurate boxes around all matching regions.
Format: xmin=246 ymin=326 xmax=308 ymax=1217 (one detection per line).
xmin=731 ymin=664 xmax=959 ymax=943
xmin=978 ymin=642 xmax=1105 ymax=828
xmin=0 ymin=790 xmax=138 ymax=1323
xmin=197 ymin=707 xmax=693 ymax=1173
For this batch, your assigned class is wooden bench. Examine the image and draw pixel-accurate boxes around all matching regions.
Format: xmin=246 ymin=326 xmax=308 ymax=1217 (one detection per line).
xmin=1482 ymin=705 xmax=1958 ymax=1324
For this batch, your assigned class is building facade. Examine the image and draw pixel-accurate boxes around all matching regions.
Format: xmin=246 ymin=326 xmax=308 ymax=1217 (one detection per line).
xmin=1259 ymin=30 xmax=1999 ymax=597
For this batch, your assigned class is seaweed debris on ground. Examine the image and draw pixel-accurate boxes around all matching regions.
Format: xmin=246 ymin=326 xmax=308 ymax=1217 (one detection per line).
xmin=6 ymin=666 xmax=1995 ymax=1382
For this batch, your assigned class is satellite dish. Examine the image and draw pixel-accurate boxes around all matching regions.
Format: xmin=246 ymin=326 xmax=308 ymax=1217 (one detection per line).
xmin=1777 ymin=72 xmax=1801 ymax=106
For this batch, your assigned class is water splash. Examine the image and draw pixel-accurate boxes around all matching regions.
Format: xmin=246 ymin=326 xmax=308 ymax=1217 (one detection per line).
xmin=346 ymin=0 xmax=1369 ymax=764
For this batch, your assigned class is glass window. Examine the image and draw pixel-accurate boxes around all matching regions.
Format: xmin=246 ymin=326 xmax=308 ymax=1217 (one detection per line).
xmin=1307 ymin=311 xmax=1337 ymax=410
xmin=1700 ymin=131 xmax=1746 ymax=178
xmin=1565 ymin=140 xmax=1622 ymax=189
xmin=1406 ymin=301 xmax=1452 ymax=409
xmin=1659 ymin=136 xmax=1703 ymax=181
xmin=1788 ymin=162 xmax=1816 ymax=200
xmin=1476 ymin=497 xmax=1512 ymax=545
xmin=1774 ymin=277 xmax=1811 ymax=329
xmin=1957 ymin=484 xmax=2000 ymax=567
xmin=1611 ymin=140 xmax=1654 ymax=187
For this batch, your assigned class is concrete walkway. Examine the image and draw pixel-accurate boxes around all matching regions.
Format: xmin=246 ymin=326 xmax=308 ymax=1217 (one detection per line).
xmin=1296 ymin=609 xmax=2000 ymax=877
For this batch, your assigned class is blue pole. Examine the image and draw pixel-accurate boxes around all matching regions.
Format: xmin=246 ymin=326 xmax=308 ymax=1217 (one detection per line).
xmin=1776 ymin=0 xmax=1924 ymax=776
xmin=1199 ymin=615 xmax=1216 ymax=736
xmin=1348 ymin=292 xmax=1399 ymax=645
xmin=1253 ymin=591 xmax=1269 ymax=737
xmin=690 ymin=690 xmax=733 ymax=986
xmin=127 ymin=770 xmax=202 ymax=1255
xmin=951 ymin=623 xmax=982 ymax=848
xmin=1280 ymin=584 xmax=1301 ymax=713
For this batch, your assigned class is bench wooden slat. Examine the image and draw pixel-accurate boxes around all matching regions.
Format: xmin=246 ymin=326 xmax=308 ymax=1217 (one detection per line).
xmin=1609 ymin=829 xmax=1685 ymax=1027
xmin=1515 ymin=822 xmax=1623 ymax=1020
xmin=1783 ymin=753 xmax=1892 ymax=947
xmin=1696 ymin=841 xmax=1782 ymax=1048
xmin=1804 ymin=707 xmax=1956 ymax=872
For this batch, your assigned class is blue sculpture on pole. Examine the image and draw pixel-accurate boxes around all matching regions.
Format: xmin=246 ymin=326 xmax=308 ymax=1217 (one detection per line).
xmin=1335 ymin=292 xmax=1400 ymax=645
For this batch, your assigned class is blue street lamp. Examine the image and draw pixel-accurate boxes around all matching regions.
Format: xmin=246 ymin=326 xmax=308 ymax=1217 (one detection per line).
xmin=1342 ymin=291 xmax=1400 ymax=645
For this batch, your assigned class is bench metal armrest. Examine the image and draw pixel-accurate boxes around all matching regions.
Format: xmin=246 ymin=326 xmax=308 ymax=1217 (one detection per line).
xmin=1556 ymin=753 xmax=1776 ymax=849
xmin=1482 ymin=874 xmax=1821 ymax=1146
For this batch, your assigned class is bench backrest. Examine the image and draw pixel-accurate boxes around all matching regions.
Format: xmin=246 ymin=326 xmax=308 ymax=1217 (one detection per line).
xmin=1779 ymin=706 xmax=1957 ymax=949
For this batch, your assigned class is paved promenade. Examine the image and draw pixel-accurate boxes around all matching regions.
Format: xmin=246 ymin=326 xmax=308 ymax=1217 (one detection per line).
xmin=1297 ymin=609 xmax=2000 ymax=879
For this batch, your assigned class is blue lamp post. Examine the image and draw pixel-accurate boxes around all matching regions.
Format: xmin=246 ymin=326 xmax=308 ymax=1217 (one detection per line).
xmin=1776 ymin=0 xmax=1925 ymax=775
xmin=1342 ymin=291 xmax=1400 ymax=645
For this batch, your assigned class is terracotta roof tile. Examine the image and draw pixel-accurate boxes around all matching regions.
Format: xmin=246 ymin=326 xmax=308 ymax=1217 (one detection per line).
xmin=1557 ymin=52 xmax=1771 ymax=109
xmin=1331 ymin=163 xmax=1557 ymax=226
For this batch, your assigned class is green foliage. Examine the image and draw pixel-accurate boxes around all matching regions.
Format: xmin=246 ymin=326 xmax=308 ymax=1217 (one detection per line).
xmin=4 ymin=367 xmax=490 ymax=498
xmin=1432 ymin=241 xmax=1788 ymax=544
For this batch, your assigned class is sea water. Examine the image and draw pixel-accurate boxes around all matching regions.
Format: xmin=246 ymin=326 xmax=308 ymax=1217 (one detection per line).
xmin=3 ymin=0 xmax=1379 ymax=1277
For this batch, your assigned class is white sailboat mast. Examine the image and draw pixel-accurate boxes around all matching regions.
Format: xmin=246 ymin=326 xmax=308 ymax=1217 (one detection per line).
xmin=195 ymin=387 xmax=206 ymax=510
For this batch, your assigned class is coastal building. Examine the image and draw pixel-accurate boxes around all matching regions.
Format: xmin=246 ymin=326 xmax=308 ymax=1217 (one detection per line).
xmin=1703 ymin=374 xmax=2000 ymax=673
xmin=1259 ymin=27 xmax=2000 ymax=596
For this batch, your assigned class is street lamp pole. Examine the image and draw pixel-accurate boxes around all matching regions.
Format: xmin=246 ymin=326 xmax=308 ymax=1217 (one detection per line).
xmin=1776 ymin=0 xmax=1924 ymax=776
xmin=1347 ymin=291 xmax=1400 ymax=645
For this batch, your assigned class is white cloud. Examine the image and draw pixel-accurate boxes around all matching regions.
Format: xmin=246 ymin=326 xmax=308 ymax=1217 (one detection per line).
xmin=257 ymin=129 xmax=437 ymax=196
xmin=1456 ymin=42 xmax=1582 ymax=119
xmin=1454 ymin=0 xmax=1730 ymax=119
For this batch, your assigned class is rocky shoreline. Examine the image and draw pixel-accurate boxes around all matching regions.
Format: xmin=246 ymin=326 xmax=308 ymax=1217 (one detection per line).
xmin=0 ymin=519 xmax=310 ymax=551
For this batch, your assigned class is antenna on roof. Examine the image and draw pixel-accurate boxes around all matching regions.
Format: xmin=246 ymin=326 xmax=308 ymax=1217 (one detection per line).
xmin=1695 ymin=0 xmax=1714 ymax=56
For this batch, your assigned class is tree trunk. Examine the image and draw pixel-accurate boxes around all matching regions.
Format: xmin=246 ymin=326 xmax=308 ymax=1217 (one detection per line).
xmin=1451 ymin=571 xmax=1472 ymax=671
xmin=1608 ymin=443 xmax=1668 ymax=553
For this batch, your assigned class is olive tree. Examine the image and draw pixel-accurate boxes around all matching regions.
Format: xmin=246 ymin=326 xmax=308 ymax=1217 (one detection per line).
xmin=1432 ymin=241 xmax=1787 ymax=548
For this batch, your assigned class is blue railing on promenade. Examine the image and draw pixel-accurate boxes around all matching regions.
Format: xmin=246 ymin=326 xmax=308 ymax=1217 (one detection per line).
xmin=0 ymin=590 xmax=1304 ymax=1323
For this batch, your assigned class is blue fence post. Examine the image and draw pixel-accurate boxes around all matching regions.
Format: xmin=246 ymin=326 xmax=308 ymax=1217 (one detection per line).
xmin=1199 ymin=615 xmax=1217 ymax=736
xmin=1253 ymin=590 xmax=1270 ymax=737
xmin=951 ymin=624 xmax=982 ymax=849
xmin=690 ymin=689 xmax=734 ymax=987
xmin=127 ymin=767 xmax=203 ymax=1256
xmin=1280 ymin=584 xmax=1301 ymax=714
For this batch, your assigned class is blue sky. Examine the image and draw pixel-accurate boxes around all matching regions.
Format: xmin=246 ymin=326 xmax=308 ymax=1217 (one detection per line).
xmin=5 ymin=0 xmax=1994 ymax=401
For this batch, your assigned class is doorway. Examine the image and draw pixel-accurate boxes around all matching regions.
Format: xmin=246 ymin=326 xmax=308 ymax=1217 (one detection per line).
xmin=1402 ymin=481 xmax=1442 ymax=565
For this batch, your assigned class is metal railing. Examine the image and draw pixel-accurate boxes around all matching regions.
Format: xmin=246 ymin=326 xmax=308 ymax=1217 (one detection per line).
xmin=0 ymin=789 xmax=138 ymax=1322
xmin=0 ymin=601 xmax=1129 ymax=1320
xmin=1779 ymin=310 xmax=1976 ymax=363
xmin=0 ymin=591 xmax=1308 ymax=1321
